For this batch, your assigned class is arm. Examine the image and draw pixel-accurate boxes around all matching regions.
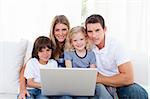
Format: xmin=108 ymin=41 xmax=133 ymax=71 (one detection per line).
xmin=27 ymin=78 xmax=41 ymax=88
xmin=96 ymin=61 xmax=134 ymax=87
xmin=19 ymin=65 xmax=26 ymax=93
xmin=65 ymin=60 xmax=72 ymax=68
xmin=90 ymin=64 xmax=96 ymax=68
xmin=18 ymin=64 xmax=30 ymax=99
xmin=90 ymin=51 xmax=96 ymax=68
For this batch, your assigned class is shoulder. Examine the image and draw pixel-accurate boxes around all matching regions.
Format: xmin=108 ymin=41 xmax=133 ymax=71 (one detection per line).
xmin=107 ymin=36 xmax=127 ymax=54
xmin=49 ymin=59 xmax=57 ymax=63
xmin=87 ymin=50 xmax=95 ymax=56
xmin=49 ymin=59 xmax=58 ymax=65
xmin=26 ymin=58 xmax=37 ymax=65
xmin=48 ymin=59 xmax=58 ymax=68
xmin=64 ymin=51 xmax=75 ymax=56
xmin=25 ymin=58 xmax=38 ymax=70
xmin=108 ymin=36 xmax=124 ymax=48
xmin=64 ymin=51 xmax=74 ymax=54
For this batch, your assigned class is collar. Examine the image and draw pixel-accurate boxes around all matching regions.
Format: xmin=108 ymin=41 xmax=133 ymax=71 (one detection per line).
xmin=93 ymin=34 xmax=110 ymax=54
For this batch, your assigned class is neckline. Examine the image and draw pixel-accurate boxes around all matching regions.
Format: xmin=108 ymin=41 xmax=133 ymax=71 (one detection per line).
xmin=75 ymin=50 xmax=87 ymax=59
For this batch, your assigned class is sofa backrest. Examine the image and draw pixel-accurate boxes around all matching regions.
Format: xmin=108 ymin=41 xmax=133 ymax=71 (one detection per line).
xmin=0 ymin=39 xmax=28 ymax=94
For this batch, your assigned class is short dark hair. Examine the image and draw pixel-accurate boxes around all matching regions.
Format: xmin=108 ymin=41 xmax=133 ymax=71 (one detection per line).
xmin=32 ymin=36 xmax=52 ymax=60
xmin=85 ymin=14 xmax=105 ymax=29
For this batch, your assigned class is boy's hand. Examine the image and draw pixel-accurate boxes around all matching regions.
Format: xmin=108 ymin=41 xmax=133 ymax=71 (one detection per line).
xmin=18 ymin=90 xmax=30 ymax=99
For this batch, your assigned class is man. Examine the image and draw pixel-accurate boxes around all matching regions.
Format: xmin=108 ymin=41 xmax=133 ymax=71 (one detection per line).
xmin=85 ymin=14 xmax=148 ymax=99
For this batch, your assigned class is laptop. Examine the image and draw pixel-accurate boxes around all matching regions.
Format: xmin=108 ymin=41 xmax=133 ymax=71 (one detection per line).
xmin=40 ymin=68 xmax=97 ymax=96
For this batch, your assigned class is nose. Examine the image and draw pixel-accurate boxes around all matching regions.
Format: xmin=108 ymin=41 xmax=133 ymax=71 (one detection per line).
xmin=91 ymin=32 xmax=97 ymax=38
xmin=76 ymin=40 xmax=80 ymax=44
xmin=43 ymin=51 xmax=47 ymax=55
xmin=58 ymin=30 xmax=64 ymax=35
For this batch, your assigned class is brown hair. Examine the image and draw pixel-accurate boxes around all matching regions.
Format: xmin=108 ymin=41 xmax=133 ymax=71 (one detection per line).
xmin=32 ymin=36 xmax=52 ymax=60
xmin=85 ymin=14 xmax=105 ymax=30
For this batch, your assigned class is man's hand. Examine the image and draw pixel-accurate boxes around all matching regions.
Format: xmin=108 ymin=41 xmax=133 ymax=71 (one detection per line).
xmin=96 ymin=72 xmax=103 ymax=83
xmin=18 ymin=90 xmax=30 ymax=99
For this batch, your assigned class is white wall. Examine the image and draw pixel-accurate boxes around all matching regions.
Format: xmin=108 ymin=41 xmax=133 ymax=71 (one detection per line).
xmin=0 ymin=0 xmax=82 ymax=42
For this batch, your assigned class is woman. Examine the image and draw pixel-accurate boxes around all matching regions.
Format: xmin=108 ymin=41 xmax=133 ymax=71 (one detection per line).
xmin=50 ymin=15 xmax=70 ymax=67
xmin=18 ymin=15 xmax=71 ymax=99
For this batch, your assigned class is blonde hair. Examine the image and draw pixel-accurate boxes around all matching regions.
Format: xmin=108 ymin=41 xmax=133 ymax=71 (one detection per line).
xmin=65 ymin=26 xmax=92 ymax=51
xmin=49 ymin=15 xmax=70 ymax=59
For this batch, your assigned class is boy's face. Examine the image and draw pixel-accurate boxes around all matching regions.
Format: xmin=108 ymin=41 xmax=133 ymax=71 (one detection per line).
xmin=86 ymin=23 xmax=106 ymax=47
xmin=38 ymin=47 xmax=52 ymax=64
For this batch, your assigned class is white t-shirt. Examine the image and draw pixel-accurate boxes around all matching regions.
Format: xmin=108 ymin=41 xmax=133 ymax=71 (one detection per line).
xmin=24 ymin=58 xmax=58 ymax=84
xmin=92 ymin=35 xmax=130 ymax=76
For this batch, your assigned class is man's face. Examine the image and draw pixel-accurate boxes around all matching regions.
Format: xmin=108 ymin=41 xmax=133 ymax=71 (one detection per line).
xmin=86 ymin=23 xmax=106 ymax=46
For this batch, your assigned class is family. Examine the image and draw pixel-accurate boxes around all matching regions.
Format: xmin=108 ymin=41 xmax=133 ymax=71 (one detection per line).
xmin=18 ymin=14 xmax=148 ymax=99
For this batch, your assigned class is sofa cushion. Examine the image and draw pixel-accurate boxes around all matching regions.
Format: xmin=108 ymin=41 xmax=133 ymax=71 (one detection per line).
xmin=0 ymin=93 xmax=17 ymax=99
xmin=0 ymin=39 xmax=28 ymax=94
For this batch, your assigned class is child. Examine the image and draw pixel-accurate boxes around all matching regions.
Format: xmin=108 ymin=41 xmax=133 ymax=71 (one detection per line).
xmin=64 ymin=26 xmax=96 ymax=68
xmin=24 ymin=36 xmax=58 ymax=99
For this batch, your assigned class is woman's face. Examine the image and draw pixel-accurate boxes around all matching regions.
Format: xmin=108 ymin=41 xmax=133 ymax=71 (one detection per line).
xmin=54 ymin=23 xmax=69 ymax=43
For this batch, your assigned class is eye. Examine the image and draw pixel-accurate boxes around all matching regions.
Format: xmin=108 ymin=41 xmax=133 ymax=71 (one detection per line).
xmin=55 ymin=29 xmax=59 ymax=32
xmin=46 ymin=49 xmax=50 ymax=51
xmin=73 ymin=39 xmax=77 ymax=42
xmin=62 ymin=28 xmax=67 ymax=31
xmin=80 ymin=38 xmax=84 ymax=41
xmin=96 ymin=29 xmax=100 ymax=32
xmin=46 ymin=49 xmax=52 ymax=52
xmin=87 ymin=30 xmax=92 ymax=33
xmin=39 ymin=50 xmax=43 ymax=52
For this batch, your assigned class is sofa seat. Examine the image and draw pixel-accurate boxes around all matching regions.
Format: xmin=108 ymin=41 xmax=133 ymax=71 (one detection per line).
xmin=0 ymin=93 xmax=17 ymax=99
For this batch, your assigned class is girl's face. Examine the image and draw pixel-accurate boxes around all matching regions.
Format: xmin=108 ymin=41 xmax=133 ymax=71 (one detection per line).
xmin=71 ymin=32 xmax=86 ymax=51
xmin=38 ymin=47 xmax=52 ymax=64
xmin=54 ymin=23 xmax=68 ymax=43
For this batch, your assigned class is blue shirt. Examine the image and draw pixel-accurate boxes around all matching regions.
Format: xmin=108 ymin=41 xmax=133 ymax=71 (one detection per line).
xmin=64 ymin=50 xmax=96 ymax=68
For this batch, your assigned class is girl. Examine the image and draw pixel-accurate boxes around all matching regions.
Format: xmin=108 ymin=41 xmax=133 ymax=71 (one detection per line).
xmin=24 ymin=36 xmax=58 ymax=99
xmin=64 ymin=26 xmax=96 ymax=68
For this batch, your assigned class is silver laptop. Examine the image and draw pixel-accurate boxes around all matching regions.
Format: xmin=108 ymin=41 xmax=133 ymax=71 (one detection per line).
xmin=40 ymin=68 xmax=97 ymax=96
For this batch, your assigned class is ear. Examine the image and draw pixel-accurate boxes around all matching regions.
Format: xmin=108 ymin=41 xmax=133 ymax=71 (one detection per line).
xmin=104 ymin=26 xmax=107 ymax=32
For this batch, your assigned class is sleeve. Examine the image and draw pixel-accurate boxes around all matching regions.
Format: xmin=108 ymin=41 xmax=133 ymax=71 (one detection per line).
xmin=24 ymin=59 xmax=35 ymax=79
xmin=114 ymin=42 xmax=130 ymax=66
xmin=64 ymin=51 xmax=72 ymax=60
xmin=89 ymin=51 xmax=96 ymax=65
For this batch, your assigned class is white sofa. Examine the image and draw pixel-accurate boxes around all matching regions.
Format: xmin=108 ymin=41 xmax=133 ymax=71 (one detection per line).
xmin=0 ymin=39 xmax=149 ymax=99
